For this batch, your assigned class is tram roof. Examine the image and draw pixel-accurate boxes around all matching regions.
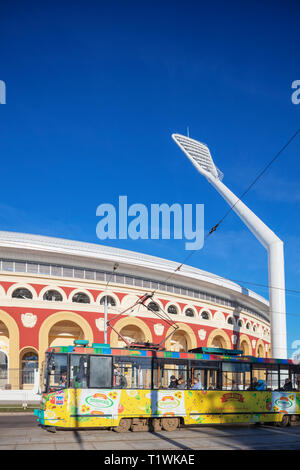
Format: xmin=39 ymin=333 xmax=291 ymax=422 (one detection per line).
xmin=46 ymin=345 xmax=299 ymax=366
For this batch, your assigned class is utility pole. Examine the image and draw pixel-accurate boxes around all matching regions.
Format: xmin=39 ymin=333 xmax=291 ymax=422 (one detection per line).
xmin=104 ymin=262 xmax=119 ymax=344
xmin=172 ymin=133 xmax=287 ymax=359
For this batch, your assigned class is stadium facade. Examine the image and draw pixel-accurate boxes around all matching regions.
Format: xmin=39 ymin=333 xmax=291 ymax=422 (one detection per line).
xmin=0 ymin=232 xmax=271 ymax=390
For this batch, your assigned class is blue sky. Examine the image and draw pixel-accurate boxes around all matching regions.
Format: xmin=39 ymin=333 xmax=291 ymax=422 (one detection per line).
xmin=0 ymin=0 xmax=299 ymax=356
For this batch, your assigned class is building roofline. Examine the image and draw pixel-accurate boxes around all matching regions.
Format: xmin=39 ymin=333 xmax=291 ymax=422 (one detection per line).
xmin=0 ymin=231 xmax=269 ymax=310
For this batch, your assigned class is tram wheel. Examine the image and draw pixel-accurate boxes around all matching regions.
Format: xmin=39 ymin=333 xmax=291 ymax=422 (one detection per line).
xmin=161 ymin=417 xmax=179 ymax=432
xmin=113 ymin=418 xmax=132 ymax=433
xmin=151 ymin=418 xmax=162 ymax=432
xmin=131 ymin=418 xmax=149 ymax=432
xmin=279 ymin=415 xmax=291 ymax=427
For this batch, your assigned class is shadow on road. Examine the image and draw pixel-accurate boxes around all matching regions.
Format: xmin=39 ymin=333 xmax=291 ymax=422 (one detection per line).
xmin=149 ymin=430 xmax=193 ymax=450
xmin=73 ymin=430 xmax=84 ymax=449
xmin=184 ymin=423 xmax=300 ymax=450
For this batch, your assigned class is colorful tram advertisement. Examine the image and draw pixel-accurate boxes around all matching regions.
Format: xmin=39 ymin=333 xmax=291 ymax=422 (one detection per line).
xmin=34 ymin=342 xmax=300 ymax=432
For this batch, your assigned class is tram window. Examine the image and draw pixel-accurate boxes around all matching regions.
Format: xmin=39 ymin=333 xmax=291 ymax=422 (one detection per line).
xmin=47 ymin=353 xmax=68 ymax=391
xmin=133 ymin=358 xmax=152 ymax=389
xmin=293 ymin=369 xmax=300 ymax=391
xmin=290 ymin=366 xmax=300 ymax=391
xmin=113 ymin=361 xmax=130 ymax=389
xmin=189 ymin=368 xmax=205 ymax=389
xmin=222 ymin=363 xmax=251 ymax=391
xmin=70 ymin=355 xmax=88 ymax=388
xmin=153 ymin=359 xmax=188 ymax=389
xmin=113 ymin=357 xmax=151 ymax=389
xmin=189 ymin=360 xmax=219 ymax=390
xmin=279 ymin=366 xmax=299 ymax=391
xmin=207 ymin=370 xmax=218 ymax=390
xmin=280 ymin=365 xmax=300 ymax=391
xmin=89 ymin=356 xmax=112 ymax=388
xmin=279 ymin=366 xmax=291 ymax=390
xmin=251 ymin=364 xmax=278 ymax=391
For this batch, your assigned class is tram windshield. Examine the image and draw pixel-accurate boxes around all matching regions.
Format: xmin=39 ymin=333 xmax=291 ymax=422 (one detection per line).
xmin=43 ymin=353 xmax=68 ymax=392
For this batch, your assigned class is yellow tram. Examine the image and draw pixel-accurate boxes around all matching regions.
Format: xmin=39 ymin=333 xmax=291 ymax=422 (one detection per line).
xmin=34 ymin=341 xmax=300 ymax=432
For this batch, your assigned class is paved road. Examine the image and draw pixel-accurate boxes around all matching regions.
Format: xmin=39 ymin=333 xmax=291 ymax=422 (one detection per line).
xmin=1 ymin=413 xmax=300 ymax=450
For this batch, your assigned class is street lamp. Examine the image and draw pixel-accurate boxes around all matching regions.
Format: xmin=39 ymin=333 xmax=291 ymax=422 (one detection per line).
xmin=172 ymin=133 xmax=287 ymax=359
xmin=104 ymin=263 xmax=119 ymax=344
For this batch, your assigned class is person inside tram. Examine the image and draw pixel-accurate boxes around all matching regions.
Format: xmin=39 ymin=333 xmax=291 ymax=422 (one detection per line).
xmin=59 ymin=372 xmax=67 ymax=388
xmin=119 ymin=374 xmax=127 ymax=388
xmin=248 ymin=376 xmax=258 ymax=391
xmin=283 ymin=378 xmax=293 ymax=391
xmin=177 ymin=377 xmax=186 ymax=389
xmin=168 ymin=375 xmax=178 ymax=389
xmin=192 ymin=377 xmax=203 ymax=390
xmin=255 ymin=379 xmax=266 ymax=391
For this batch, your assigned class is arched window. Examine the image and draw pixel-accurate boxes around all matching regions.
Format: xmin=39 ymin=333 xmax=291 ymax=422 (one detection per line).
xmin=257 ymin=344 xmax=264 ymax=358
xmin=0 ymin=351 xmax=8 ymax=387
xmin=72 ymin=292 xmax=90 ymax=304
xmin=211 ymin=335 xmax=226 ymax=349
xmin=49 ymin=320 xmax=85 ymax=348
xmin=118 ymin=325 xmax=145 ymax=348
xmin=169 ymin=330 xmax=189 ymax=352
xmin=148 ymin=301 xmax=159 ymax=312
xmin=43 ymin=290 xmax=63 ymax=301
xmin=100 ymin=296 xmax=116 ymax=307
xmin=246 ymin=322 xmax=250 ymax=330
xmin=185 ymin=308 xmax=194 ymax=317
xmin=167 ymin=305 xmax=178 ymax=315
xmin=237 ymin=319 xmax=243 ymax=328
xmin=12 ymin=288 xmax=32 ymax=299
xmin=201 ymin=311 xmax=210 ymax=320
xmin=21 ymin=352 xmax=38 ymax=386
xmin=227 ymin=316 xmax=234 ymax=325
xmin=240 ymin=340 xmax=250 ymax=356
xmin=253 ymin=325 xmax=256 ymax=332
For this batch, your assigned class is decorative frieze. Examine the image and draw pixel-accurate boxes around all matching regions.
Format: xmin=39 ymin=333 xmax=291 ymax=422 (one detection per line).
xmin=198 ymin=329 xmax=206 ymax=341
xmin=21 ymin=313 xmax=37 ymax=328
xmin=154 ymin=323 xmax=164 ymax=336
xmin=95 ymin=318 xmax=104 ymax=331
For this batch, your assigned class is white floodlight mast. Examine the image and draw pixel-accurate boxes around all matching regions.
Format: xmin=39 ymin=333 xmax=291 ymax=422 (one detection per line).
xmin=172 ymin=133 xmax=287 ymax=359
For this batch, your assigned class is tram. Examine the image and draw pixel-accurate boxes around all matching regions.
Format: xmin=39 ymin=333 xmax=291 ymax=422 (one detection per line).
xmin=34 ymin=341 xmax=300 ymax=432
